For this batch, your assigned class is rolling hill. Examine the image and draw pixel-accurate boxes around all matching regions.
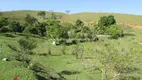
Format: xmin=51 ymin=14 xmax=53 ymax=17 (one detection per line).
xmin=1 ymin=10 xmax=142 ymax=28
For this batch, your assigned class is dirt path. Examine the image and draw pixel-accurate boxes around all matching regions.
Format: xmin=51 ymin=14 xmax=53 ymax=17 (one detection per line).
xmin=129 ymin=25 xmax=142 ymax=29
xmin=117 ymin=23 xmax=142 ymax=29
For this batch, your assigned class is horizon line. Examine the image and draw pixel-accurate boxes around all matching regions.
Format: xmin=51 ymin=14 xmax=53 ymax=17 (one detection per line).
xmin=0 ymin=9 xmax=142 ymax=16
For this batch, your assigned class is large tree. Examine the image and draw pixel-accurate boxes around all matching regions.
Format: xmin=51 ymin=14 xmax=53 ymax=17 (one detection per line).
xmin=9 ymin=21 xmax=23 ymax=33
xmin=98 ymin=15 xmax=116 ymax=27
xmin=107 ymin=15 xmax=116 ymax=26
xmin=98 ymin=16 xmax=108 ymax=27
xmin=36 ymin=22 xmax=47 ymax=36
xmin=24 ymin=14 xmax=38 ymax=26
xmin=97 ymin=15 xmax=117 ymax=34
xmin=18 ymin=36 xmax=37 ymax=63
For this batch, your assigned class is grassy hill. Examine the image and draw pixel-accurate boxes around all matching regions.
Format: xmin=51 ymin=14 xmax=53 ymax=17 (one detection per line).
xmin=0 ymin=10 xmax=142 ymax=80
xmin=1 ymin=10 xmax=142 ymax=26
xmin=1 ymin=10 xmax=67 ymax=23
xmin=0 ymin=27 xmax=142 ymax=80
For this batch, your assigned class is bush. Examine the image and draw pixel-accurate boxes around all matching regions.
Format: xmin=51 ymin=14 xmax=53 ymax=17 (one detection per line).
xmin=75 ymin=19 xmax=84 ymax=28
xmin=97 ymin=15 xmax=116 ymax=34
xmin=106 ymin=25 xmax=122 ymax=39
xmin=9 ymin=21 xmax=24 ymax=33
xmin=0 ymin=26 xmax=9 ymax=33
xmin=18 ymin=37 xmax=37 ymax=50
xmin=0 ymin=17 xmax=8 ymax=28
xmin=71 ymin=39 xmax=78 ymax=44
xmin=24 ymin=26 xmax=39 ymax=35
xmin=18 ymin=36 xmax=37 ymax=55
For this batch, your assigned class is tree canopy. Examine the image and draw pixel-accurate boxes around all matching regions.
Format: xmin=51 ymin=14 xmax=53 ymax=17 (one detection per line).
xmin=98 ymin=15 xmax=116 ymax=27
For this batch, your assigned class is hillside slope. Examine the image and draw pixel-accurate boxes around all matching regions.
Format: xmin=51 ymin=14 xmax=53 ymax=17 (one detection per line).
xmin=1 ymin=10 xmax=142 ymax=27
xmin=1 ymin=10 xmax=67 ymax=22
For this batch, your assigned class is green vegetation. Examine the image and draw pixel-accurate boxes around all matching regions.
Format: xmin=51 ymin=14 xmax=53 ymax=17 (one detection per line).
xmin=2 ymin=10 xmax=142 ymax=25
xmin=0 ymin=10 xmax=142 ymax=80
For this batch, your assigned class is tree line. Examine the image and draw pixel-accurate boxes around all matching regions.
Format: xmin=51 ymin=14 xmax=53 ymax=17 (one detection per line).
xmin=0 ymin=11 xmax=123 ymax=40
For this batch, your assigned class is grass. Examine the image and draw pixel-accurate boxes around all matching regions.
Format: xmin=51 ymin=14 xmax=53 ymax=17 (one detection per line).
xmin=0 ymin=25 xmax=142 ymax=79
xmin=0 ymin=60 xmax=35 ymax=80
xmin=1 ymin=10 xmax=142 ymax=26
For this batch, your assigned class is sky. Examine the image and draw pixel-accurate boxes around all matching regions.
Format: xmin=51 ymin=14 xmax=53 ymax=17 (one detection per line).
xmin=0 ymin=0 xmax=142 ymax=15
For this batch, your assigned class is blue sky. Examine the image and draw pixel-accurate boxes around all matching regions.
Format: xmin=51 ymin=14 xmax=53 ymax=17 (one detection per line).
xmin=0 ymin=0 xmax=142 ymax=15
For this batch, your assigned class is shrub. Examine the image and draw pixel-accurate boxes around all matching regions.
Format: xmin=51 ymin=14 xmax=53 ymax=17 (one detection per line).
xmin=71 ymin=39 xmax=78 ymax=44
xmin=75 ymin=19 xmax=84 ymax=28
xmin=9 ymin=21 xmax=24 ymax=33
xmin=19 ymin=37 xmax=36 ymax=51
xmin=0 ymin=17 xmax=8 ymax=28
xmin=24 ymin=26 xmax=39 ymax=35
xmin=106 ymin=25 xmax=122 ymax=39
xmin=18 ymin=36 xmax=37 ymax=55
xmin=0 ymin=26 xmax=9 ymax=33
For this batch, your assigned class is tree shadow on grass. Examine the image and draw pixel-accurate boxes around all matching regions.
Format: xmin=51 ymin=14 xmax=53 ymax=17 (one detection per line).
xmin=35 ymin=74 xmax=49 ymax=80
xmin=38 ymin=53 xmax=48 ymax=56
xmin=60 ymin=70 xmax=80 ymax=75
xmin=51 ymin=54 xmax=62 ymax=56
xmin=123 ymin=33 xmax=136 ymax=36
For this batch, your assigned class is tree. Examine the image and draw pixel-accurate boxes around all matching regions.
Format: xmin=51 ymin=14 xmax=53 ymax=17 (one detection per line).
xmin=24 ymin=14 xmax=38 ymax=26
xmin=82 ymin=26 xmax=90 ymax=33
xmin=0 ymin=26 xmax=9 ymax=33
xmin=97 ymin=15 xmax=117 ymax=34
xmin=23 ymin=26 xmax=39 ymax=35
xmin=93 ymin=44 xmax=140 ymax=80
xmin=107 ymin=15 xmax=116 ymax=26
xmin=98 ymin=16 xmax=108 ymax=27
xmin=18 ymin=36 xmax=37 ymax=65
xmin=46 ymin=20 xmax=61 ymax=38
xmin=36 ymin=22 xmax=47 ymax=36
xmin=18 ymin=36 xmax=37 ymax=56
xmin=0 ymin=16 xmax=8 ymax=28
xmin=9 ymin=21 xmax=24 ymax=34
xmin=59 ymin=26 xmax=69 ymax=39
xmin=106 ymin=25 xmax=121 ymax=39
xmin=98 ymin=15 xmax=116 ymax=27
xmin=75 ymin=19 xmax=84 ymax=28
xmin=65 ymin=10 xmax=70 ymax=14
xmin=37 ymin=11 xmax=46 ymax=20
